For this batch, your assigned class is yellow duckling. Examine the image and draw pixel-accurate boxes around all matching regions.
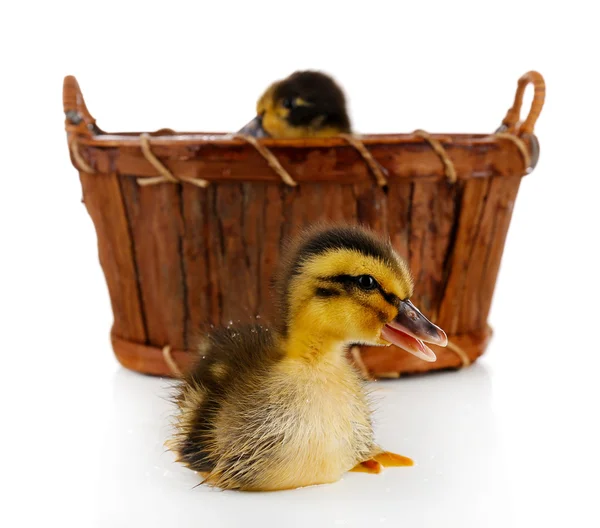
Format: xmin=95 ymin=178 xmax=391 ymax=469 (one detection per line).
xmin=238 ymin=70 xmax=351 ymax=138
xmin=167 ymin=225 xmax=447 ymax=491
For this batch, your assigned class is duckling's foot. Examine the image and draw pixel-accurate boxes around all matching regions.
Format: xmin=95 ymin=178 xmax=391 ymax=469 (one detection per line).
xmin=350 ymin=459 xmax=383 ymax=474
xmin=351 ymin=452 xmax=414 ymax=474
xmin=373 ymin=451 xmax=414 ymax=467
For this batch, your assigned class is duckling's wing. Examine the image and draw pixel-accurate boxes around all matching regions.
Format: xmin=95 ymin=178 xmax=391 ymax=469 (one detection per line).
xmin=184 ymin=324 xmax=280 ymax=388
xmin=171 ymin=325 xmax=281 ymax=474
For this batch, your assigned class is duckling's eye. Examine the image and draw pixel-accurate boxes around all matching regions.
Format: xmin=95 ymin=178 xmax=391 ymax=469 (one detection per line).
xmin=357 ymin=275 xmax=377 ymax=291
xmin=281 ymin=98 xmax=295 ymax=110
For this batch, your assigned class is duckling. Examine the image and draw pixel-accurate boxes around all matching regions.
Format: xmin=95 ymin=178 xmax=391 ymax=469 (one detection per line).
xmin=238 ymin=70 xmax=351 ymax=138
xmin=167 ymin=225 xmax=447 ymax=491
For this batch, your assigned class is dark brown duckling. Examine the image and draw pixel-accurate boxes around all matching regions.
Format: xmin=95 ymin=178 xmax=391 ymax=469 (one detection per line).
xmin=239 ymin=70 xmax=351 ymax=138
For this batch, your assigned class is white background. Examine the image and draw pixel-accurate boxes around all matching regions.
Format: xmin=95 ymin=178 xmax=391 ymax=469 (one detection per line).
xmin=1 ymin=1 xmax=599 ymax=527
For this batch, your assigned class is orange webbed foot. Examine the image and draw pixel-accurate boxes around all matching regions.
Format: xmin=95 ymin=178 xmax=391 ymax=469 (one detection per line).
xmin=351 ymin=451 xmax=413 ymax=474
xmin=350 ymin=459 xmax=383 ymax=474
xmin=373 ymin=451 xmax=414 ymax=467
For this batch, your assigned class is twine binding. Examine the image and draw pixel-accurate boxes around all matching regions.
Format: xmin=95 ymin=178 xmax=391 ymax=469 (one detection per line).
xmin=339 ymin=134 xmax=389 ymax=187
xmin=137 ymin=133 xmax=209 ymax=188
xmin=494 ymin=132 xmax=531 ymax=174
xmin=80 ymin=131 xmax=390 ymax=189
xmin=446 ymin=340 xmax=471 ymax=367
xmin=234 ymin=134 xmax=298 ymax=187
xmin=413 ymin=130 xmax=457 ymax=183
xmin=352 ymin=337 xmax=471 ymax=375
xmin=162 ymin=345 xmax=183 ymax=378
xmin=68 ymin=136 xmax=94 ymax=174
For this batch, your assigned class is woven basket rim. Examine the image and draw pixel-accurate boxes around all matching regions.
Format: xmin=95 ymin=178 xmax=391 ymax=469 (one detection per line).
xmin=77 ymin=131 xmax=519 ymax=148
xmin=69 ymin=130 xmax=537 ymax=184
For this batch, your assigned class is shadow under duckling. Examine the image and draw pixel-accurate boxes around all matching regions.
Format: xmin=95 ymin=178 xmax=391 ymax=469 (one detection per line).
xmin=239 ymin=70 xmax=351 ymax=138
xmin=167 ymin=225 xmax=447 ymax=491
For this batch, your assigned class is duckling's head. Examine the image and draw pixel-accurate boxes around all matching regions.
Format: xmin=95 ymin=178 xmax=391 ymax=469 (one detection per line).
xmin=275 ymin=225 xmax=447 ymax=362
xmin=239 ymin=71 xmax=351 ymax=138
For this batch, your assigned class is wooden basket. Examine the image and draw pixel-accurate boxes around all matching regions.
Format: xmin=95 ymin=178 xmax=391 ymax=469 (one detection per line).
xmin=64 ymin=72 xmax=545 ymax=378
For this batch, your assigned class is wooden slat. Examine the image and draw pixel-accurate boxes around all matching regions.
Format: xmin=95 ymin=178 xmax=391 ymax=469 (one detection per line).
xmin=407 ymin=182 xmax=435 ymax=315
xmin=241 ymin=183 xmax=265 ymax=316
xmin=322 ymin=183 xmax=345 ymax=223
xmin=435 ymin=178 xmax=492 ymax=335
xmin=259 ymin=184 xmax=284 ymax=320
xmin=205 ymin=186 xmax=222 ymax=326
xmin=288 ymin=184 xmax=308 ymax=237
xmin=304 ymin=183 xmax=327 ymax=224
xmin=386 ymin=183 xmax=411 ymax=262
xmin=454 ymin=177 xmax=521 ymax=333
xmin=409 ymin=181 xmax=459 ymax=320
xmin=215 ymin=184 xmax=254 ymax=325
xmin=354 ymin=183 xmax=388 ymax=235
xmin=457 ymin=177 xmax=506 ymax=333
xmin=80 ymin=171 xmax=146 ymax=342
xmin=340 ymin=184 xmax=358 ymax=223
xmin=119 ymin=176 xmax=186 ymax=349
xmin=181 ymin=185 xmax=210 ymax=346
xmin=432 ymin=181 xmax=460 ymax=321
xmin=476 ymin=177 xmax=522 ymax=328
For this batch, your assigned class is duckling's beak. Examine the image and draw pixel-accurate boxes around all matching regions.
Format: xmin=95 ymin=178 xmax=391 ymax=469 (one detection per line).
xmin=238 ymin=115 xmax=269 ymax=138
xmin=381 ymin=300 xmax=448 ymax=362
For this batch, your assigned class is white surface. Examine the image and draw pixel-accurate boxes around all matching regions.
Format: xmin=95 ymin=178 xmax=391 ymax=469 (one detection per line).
xmin=1 ymin=1 xmax=600 ymax=527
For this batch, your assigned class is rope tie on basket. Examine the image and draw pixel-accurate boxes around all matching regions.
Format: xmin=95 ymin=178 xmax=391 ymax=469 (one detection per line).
xmin=234 ymin=134 xmax=298 ymax=187
xmin=68 ymin=136 xmax=94 ymax=174
xmin=339 ymin=134 xmax=388 ymax=187
xmin=494 ymin=132 xmax=531 ymax=174
xmin=135 ymin=133 xmax=390 ymax=189
xmin=235 ymin=134 xmax=389 ymax=188
xmin=413 ymin=130 xmax=457 ymax=183
xmin=446 ymin=339 xmax=471 ymax=367
xmin=162 ymin=345 xmax=183 ymax=378
xmin=352 ymin=339 xmax=470 ymax=379
xmin=137 ymin=133 xmax=210 ymax=188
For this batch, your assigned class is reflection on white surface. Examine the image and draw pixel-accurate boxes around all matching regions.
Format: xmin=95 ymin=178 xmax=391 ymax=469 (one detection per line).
xmin=94 ymin=363 xmax=511 ymax=528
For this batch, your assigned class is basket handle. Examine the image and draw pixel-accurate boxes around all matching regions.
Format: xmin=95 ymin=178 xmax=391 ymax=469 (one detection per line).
xmin=63 ymin=75 xmax=101 ymax=136
xmin=500 ymin=71 xmax=546 ymax=135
